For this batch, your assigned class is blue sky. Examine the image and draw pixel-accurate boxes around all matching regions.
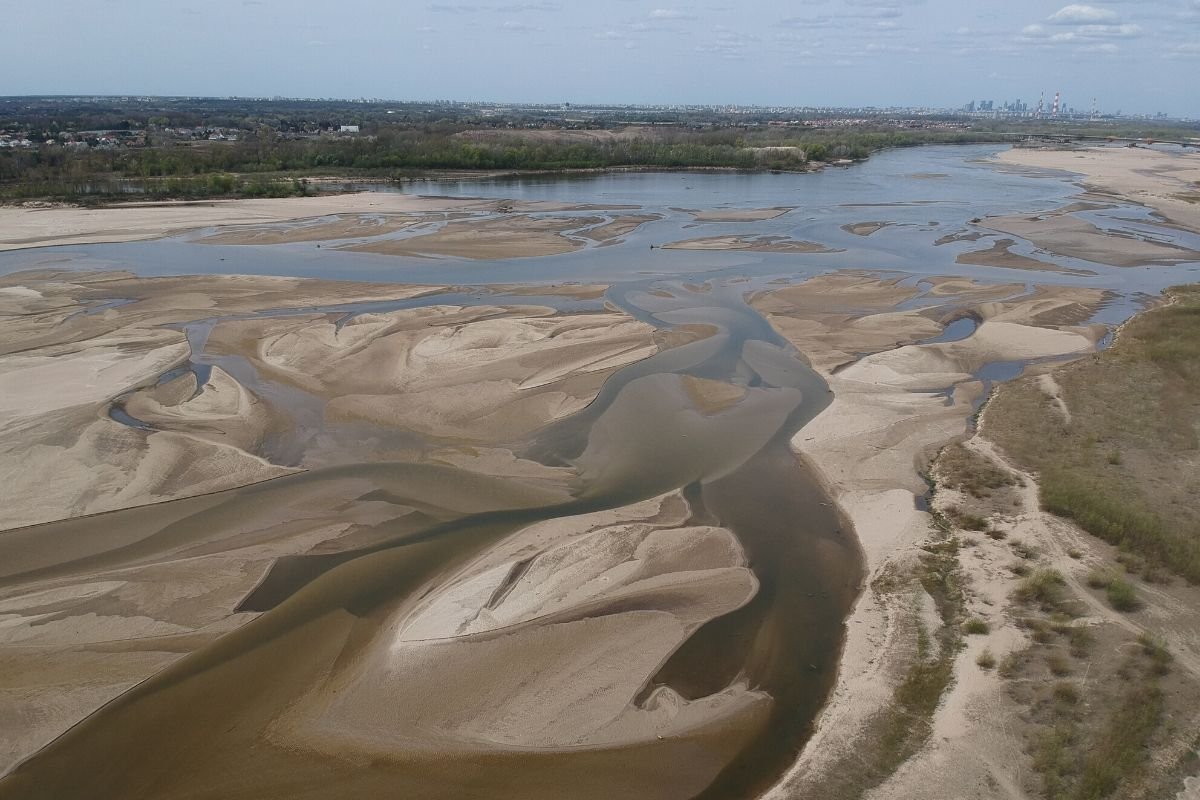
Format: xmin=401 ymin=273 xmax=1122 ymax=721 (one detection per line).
xmin=9 ymin=0 xmax=1199 ymax=115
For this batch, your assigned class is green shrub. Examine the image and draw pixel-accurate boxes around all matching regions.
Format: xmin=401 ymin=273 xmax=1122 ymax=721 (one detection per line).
xmin=1016 ymin=569 xmax=1067 ymax=610
xmin=1052 ymin=682 xmax=1080 ymax=705
xmin=1137 ymin=632 xmax=1172 ymax=675
xmin=1047 ymin=653 xmax=1072 ymax=676
xmin=1105 ymin=578 xmax=1139 ymax=612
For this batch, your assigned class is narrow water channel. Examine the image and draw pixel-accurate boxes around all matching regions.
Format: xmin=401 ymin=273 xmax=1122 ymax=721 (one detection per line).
xmin=0 ymin=280 xmax=862 ymax=800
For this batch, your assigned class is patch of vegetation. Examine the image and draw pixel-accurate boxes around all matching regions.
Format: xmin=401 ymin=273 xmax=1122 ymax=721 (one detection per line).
xmin=1073 ymin=684 xmax=1165 ymax=798
xmin=963 ymin=617 xmax=990 ymax=635
xmin=801 ymin=532 xmax=966 ymax=799
xmin=1066 ymin=627 xmax=1093 ymax=659
xmin=1009 ymin=618 xmax=1174 ymax=799
xmin=938 ymin=442 xmax=1021 ymax=498
xmin=1052 ymin=682 xmax=1080 ymax=705
xmin=986 ymin=284 xmax=1200 ymax=582
xmin=1010 ymin=539 xmax=1039 ymax=560
xmin=977 ymin=649 xmax=997 ymax=669
xmin=1137 ymin=632 xmax=1173 ymax=676
xmin=999 ymin=651 xmax=1024 ymax=678
xmin=947 ymin=506 xmax=990 ymax=531
xmin=1015 ymin=569 xmax=1068 ymax=611
xmin=1104 ymin=578 xmax=1139 ymax=612
xmin=1046 ymin=653 xmax=1072 ymax=677
xmin=996 ymin=541 xmax=1193 ymax=800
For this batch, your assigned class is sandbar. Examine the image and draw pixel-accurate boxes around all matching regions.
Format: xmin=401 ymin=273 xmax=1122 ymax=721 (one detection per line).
xmin=662 ymin=235 xmax=839 ymax=253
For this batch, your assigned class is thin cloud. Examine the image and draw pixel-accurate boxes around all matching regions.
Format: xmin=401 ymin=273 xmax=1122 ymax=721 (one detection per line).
xmin=495 ymin=2 xmax=561 ymax=11
xmin=501 ymin=20 xmax=542 ymax=31
xmin=1164 ymin=41 xmax=1200 ymax=59
xmin=650 ymin=8 xmax=697 ymax=20
xmin=1047 ymin=4 xmax=1118 ymax=24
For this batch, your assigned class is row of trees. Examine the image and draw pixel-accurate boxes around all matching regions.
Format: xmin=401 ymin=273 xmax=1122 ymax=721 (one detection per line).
xmin=0 ymin=126 xmax=1016 ymax=202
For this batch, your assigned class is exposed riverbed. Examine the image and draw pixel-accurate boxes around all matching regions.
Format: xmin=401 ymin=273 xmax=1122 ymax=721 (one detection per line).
xmin=2 ymin=144 xmax=1199 ymax=799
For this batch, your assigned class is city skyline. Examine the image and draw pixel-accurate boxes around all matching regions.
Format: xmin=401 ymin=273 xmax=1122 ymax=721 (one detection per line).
xmin=8 ymin=0 xmax=1199 ymax=117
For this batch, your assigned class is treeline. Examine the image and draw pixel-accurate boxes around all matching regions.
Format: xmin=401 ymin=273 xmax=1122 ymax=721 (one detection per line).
xmin=0 ymin=127 xmax=1007 ymax=202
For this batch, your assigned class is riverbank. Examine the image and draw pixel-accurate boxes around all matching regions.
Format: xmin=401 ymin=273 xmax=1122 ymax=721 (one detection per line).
xmin=997 ymin=145 xmax=1200 ymax=231
xmin=759 ymin=144 xmax=1200 ymax=799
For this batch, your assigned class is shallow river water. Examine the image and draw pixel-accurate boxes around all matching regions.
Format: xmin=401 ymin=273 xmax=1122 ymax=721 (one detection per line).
xmin=2 ymin=144 xmax=1198 ymax=799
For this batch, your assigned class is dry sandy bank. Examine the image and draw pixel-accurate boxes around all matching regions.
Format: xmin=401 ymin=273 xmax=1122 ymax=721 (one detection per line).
xmin=0 ymin=194 xmax=488 ymax=251
xmin=0 ymin=195 xmax=644 ymax=253
xmin=749 ymin=272 xmax=1109 ymax=798
xmin=998 ymin=145 xmax=1200 ymax=232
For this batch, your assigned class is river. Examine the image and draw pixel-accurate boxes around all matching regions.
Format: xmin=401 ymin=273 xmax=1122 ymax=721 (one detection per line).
xmin=1 ymin=144 xmax=1198 ymax=799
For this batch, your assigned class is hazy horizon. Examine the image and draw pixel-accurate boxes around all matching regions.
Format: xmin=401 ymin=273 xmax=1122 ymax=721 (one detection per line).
xmin=9 ymin=0 xmax=1200 ymax=117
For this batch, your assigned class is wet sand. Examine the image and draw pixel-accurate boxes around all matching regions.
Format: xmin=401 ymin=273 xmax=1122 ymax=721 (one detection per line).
xmin=0 ymin=195 xmax=493 ymax=251
xmin=955 ymin=237 xmax=1091 ymax=274
xmin=687 ymin=208 xmax=794 ymax=222
xmin=342 ymin=214 xmax=600 ymax=259
xmin=977 ymin=209 xmax=1200 ymax=267
xmin=0 ymin=270 xmax=859 ymax=800
xmin=661 ymin=235 xmax=839 ymax=254
xmin=5 ymin=143 xmax=1200 ymax=800
xmin=578 ymin=213 xmax=662 ymax=245
xmin=841 ymin=221 xmax=893 ymax=237
xmin=0 ymin=272 xmax=657 ymax=528
xmin=195 ymin=213 xmax=455 ymax=245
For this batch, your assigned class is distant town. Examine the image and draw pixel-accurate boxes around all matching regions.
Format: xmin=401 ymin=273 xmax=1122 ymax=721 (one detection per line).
xmin=1 ymin=94 xmax=1195 ymax=203
xmin=0 ymin=95 xmax=1194 ymax=152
